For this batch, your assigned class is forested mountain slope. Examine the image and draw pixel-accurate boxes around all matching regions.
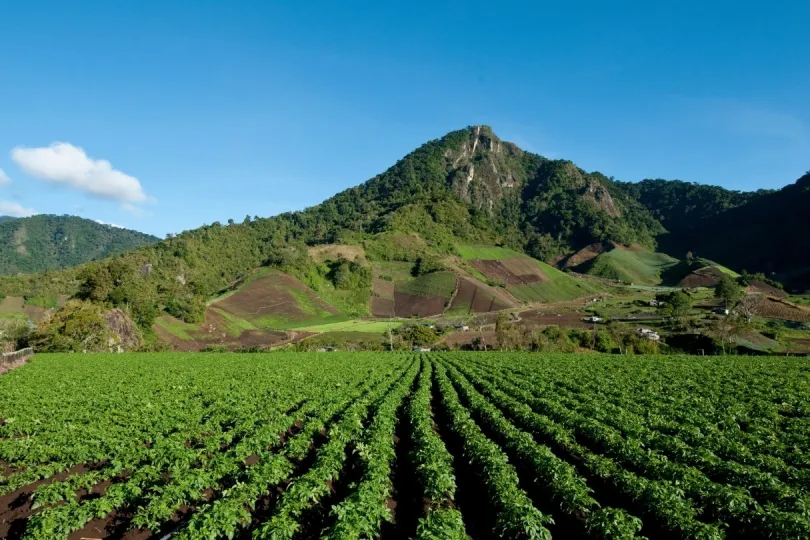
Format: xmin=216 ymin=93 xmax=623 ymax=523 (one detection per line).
xmin=0 ymin=215 xmax=159 ymax=275
xmin=617 ymin=174 xmax=809 ymax=285
xmin=663 ymin=173 xmax=810 ymax=282
xmin=0 ymin=127 xmax=806 ymax=335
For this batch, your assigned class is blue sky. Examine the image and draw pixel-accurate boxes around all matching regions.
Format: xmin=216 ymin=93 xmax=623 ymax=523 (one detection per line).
xmin=1 ymin=1 xmax=807 ymax=237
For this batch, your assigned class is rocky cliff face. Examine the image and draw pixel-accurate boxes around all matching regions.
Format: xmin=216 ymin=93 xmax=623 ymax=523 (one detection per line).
xmin=444 ymin=125 xmax=525 ymax=213
xmin=422 ymin=126 xmax=658 ymax=259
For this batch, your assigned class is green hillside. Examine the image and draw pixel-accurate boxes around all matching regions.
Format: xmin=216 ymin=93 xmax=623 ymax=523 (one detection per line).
xmin=580 ymin=247 xmax=679 ymax=285
xmin=0 ymin=214 xmax=159 ymax=275
xmin=619 ymin=173 xmax=810 ymax=288
xmin=457 ymin=244 xmax=600 ymax=302
xmin=5 ymin=125 xmax=801 ymax=350
xmin=395 ymin=271 xmax=457 ymax=299
xmin=510 ymin=260 xmax=601 ymax=302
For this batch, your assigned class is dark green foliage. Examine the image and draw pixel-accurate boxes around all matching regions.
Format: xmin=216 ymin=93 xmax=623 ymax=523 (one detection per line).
xmin=715 ymin=275 xmax=744 ymax=307
xmin=0 ymin=215 xmax=159 ymax=275
xmin=620 ymin=174 xmax=810 ymax=289
xmin=412 ymin=254 xmax=446 ymax=276
xmin=398 ymin=324 xmax=440 ymax=346
xmin=593 ymin=330 xmax=617 ymax=353
xmin=520 ymin=163 xmax=663 ymax=260
xmin=326 ymin=257 xmax=371 ymax=291
xmin=738 ymin=270 xmax=784 ymax=290
xmin=658 ymin=290 xmax=693 ymax=318
xmin=617 ymin=179 xmax=766 ymax=229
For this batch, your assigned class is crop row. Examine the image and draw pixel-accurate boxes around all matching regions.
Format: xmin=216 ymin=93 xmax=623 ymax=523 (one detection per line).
xmin=2 ymin=352 xmax=808 ymax=540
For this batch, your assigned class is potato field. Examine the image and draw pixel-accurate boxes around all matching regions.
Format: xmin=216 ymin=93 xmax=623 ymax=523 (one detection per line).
xmin=1 ymin=353 xmax=809 ymax=539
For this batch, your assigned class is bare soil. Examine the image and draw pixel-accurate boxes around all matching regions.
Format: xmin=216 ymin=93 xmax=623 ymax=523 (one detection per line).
xmin=0 ymin=296 xmax=24 ymax=314
xmin=218 ymin=271 xmax=338 ymax=321
xmin=519 ymin=309 xmax=592 ymax=329
xmin=754 ymin=297 xmax=810 ymax=322
xmin=469 ymin=259 xmax=542 ymax=286
xmin=0 ymin=463 xmax=96 ymax=539
xmin=21 ymin=306 xmax=48 ymax=322
xmin=153 ymin=310 xmax=302 ymax=352
xmin=562 ymin=242 xmax=610 ymax=269
xmin=371 ymin=297 xmax=396 ymax=318
xmin=441 ymin=330 xmax=497 ymax=349
xmin=679 ymin=266 xmax=725 ymax=288
xmin=449 ymin=277 xmax=513 ymax=314
xmin=372 ymin=278 xmax=395 ymax=300
xmin=393 ymin=292 xmax=445 ymax=318
xmin=747 ymin=280 xmax=787 ymax=298
xmin=308 ymin=244 xmax=366 ymax=263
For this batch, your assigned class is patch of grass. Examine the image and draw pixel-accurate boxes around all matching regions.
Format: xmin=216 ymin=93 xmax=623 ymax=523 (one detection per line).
xmin=287 ymin=288 xmax=337 ymax=319
xmin=787 ymin=295 xmax=810 ymax=307
xmin=585 ymin=249 xmax=678 ymax=285
xmin=508 ymin=260 xmax=601 ymax=303
xmin=24 ymin=296 xmax=58 ymax=309
xmin=154 ymin=316 xmax=199 ymax=341
xmin=295 ymin=319 xmax=403 ymax=333
xmin=456 ymin=245 xmax=522 ymax=260
xmin=314 ymin=285 xmax=371 ymax=318
xmin=458 ymin=262 xmax=490 ymax=283
xmin=696 ymin=258 xmax=740 ymax=278
xmin=211 ymin=308 xmax=257 ymax=336
xmin=372 ymin=261 xmax=415 ymax=282
xmin=256 ymin=313 xmax=351 ymax=331
xmin=395 ymin=272 xmax=456 ymax=299
xmin=300 ymin=331 xmax=388 ymax=348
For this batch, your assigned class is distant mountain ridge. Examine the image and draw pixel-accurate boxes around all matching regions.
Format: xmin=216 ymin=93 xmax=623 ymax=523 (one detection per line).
xmin=0 ymin=214 xmax=160 ymax=275
xmin=0 ymin=126 xmax=807 ymax=338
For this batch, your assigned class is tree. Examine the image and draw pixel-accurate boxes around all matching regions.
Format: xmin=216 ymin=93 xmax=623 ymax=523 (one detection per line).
xmin=660 ymin=290 xmax=692 ymax=318
xmin=715 ymin=275 xmax=743 ymax=308
xmin=399 ymin=324 xmax=439 ymax=347
xmin=594 ymin=330 xmax=617 ymax=353
xmin=412 ymin=255 xmax=445 ymax=276
xmin=495 ymin=312 xmax=524 ymax=351
xmin=737 ymin=294 xmax=764 ymax=323
xmin=711 ymin=315 xmax=744 ymax=355
xmin=0 ymin=318 xmax=31 ymax=350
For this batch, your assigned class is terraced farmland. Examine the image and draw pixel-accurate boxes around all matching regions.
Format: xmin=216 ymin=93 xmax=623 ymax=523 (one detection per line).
xmin=1 ymin=353 xmax=809 ymax=539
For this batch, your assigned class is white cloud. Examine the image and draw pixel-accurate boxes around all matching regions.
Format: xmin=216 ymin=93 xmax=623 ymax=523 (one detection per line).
xmin=10 ymin=142 xmax=149 ymax=205
xmin=0 ymin=169 xmax=10 ymax=185
xmin=0 ymin=201 xmax=36 ymax=217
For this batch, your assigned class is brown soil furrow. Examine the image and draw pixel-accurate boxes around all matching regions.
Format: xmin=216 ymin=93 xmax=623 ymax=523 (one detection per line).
xmin=0 ymin=463 xmax=98 ymax=539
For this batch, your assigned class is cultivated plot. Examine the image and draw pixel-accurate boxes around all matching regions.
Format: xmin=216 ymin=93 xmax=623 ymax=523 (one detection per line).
xmin=1 ymin=353 xmax=808 ymax=539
